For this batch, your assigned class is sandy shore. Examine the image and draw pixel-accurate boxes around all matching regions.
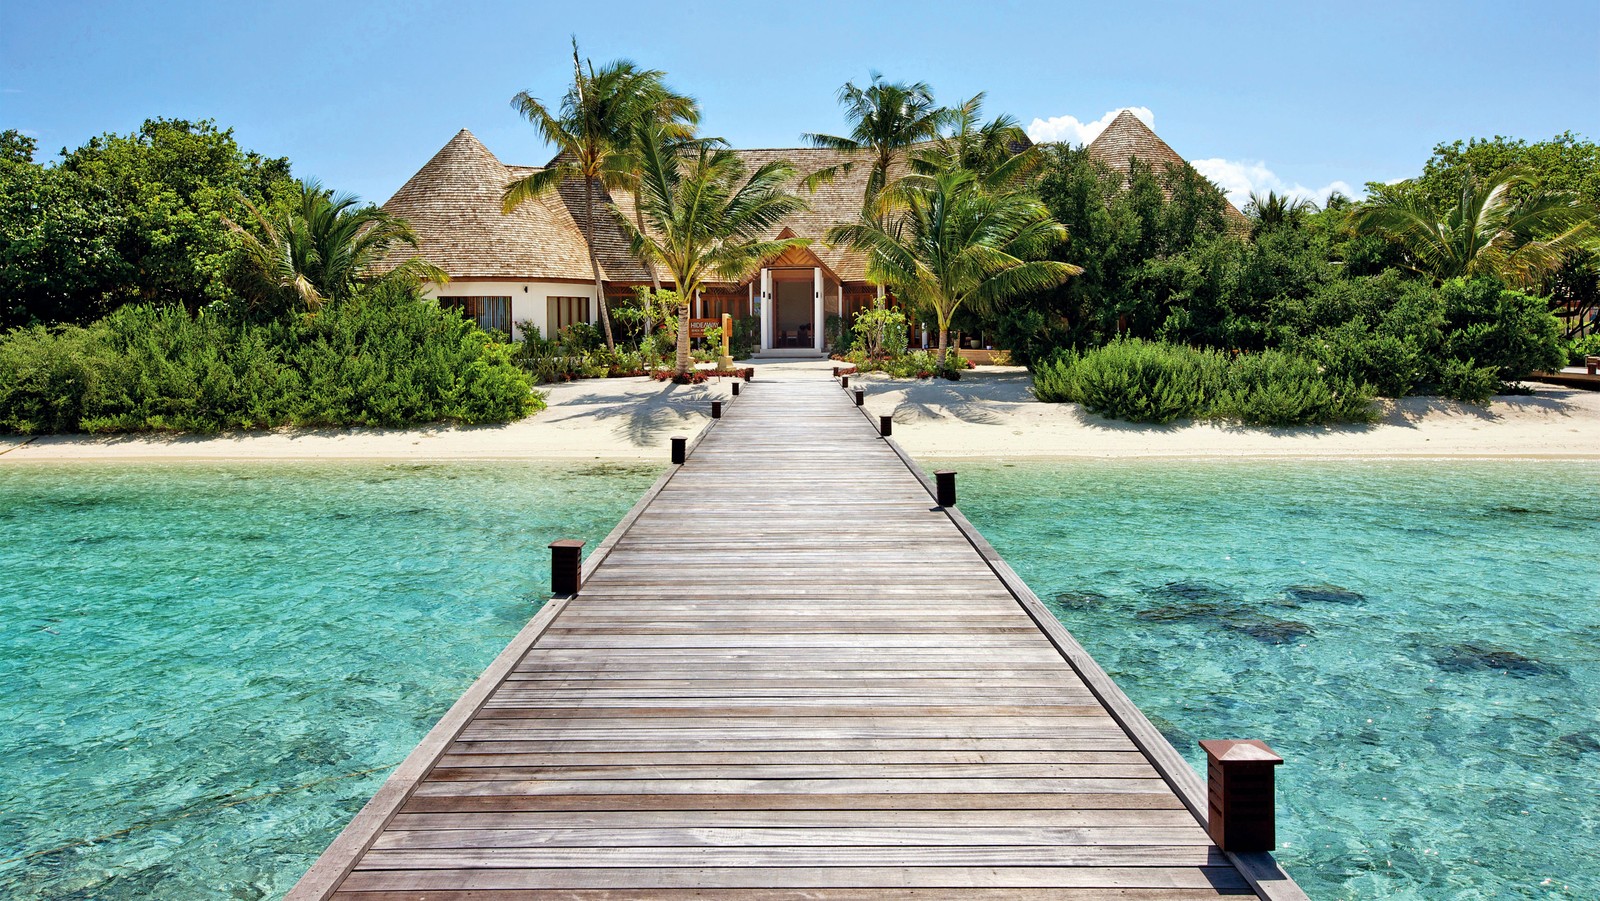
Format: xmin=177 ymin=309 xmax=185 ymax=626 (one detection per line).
xmin=3 ymin=362 xmax=1598 ymax=463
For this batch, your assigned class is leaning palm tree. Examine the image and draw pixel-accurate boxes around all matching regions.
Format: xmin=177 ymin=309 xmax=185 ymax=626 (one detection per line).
xmin=1348 ymin=169 xmax=1600 ymax=288
xmin=503 ymin=39 xmax=696 ymax=349
xmin=910 ymin=93 xmax=1041 ymax=190
xmin=828 ymin=168 xmax=1081 ymax=368
xmin=227 ymin=178 xmax=444 ymax=310
xmin=617 ymin=127 xmax=810 ymax=376
xmin=801 ymin=74 xmax=950 ymax=206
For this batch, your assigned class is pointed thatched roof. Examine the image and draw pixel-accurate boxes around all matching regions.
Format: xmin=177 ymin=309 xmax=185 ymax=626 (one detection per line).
xmin=375 ymin=130 xmax=595 ymax=280
xmin=1086 ymin=110 xmax=1252 ymax=232
xmin=379 ymin=133 xmax=885 ymax=285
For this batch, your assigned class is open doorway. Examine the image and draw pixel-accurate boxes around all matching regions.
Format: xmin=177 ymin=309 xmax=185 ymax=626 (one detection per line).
xmin=773 ymin=278 xmax=813 ymax=348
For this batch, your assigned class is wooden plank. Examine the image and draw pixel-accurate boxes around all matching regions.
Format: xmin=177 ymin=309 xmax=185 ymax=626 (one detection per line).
xmin=288 ymin=378 xmax=1300 ymax=900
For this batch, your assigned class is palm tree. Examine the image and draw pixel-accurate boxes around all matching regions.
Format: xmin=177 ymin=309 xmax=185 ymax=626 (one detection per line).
xmin=828 ymin=168 xmax=1081 ymax=368
xmin=502 ymin=39 xmax=696 ymax=349
xmin=1244 ymin=190 xmax=1316 ymax=235
xmin=227 ymin=179 xmax=444 ymax=310
xmin=617 ymin=127 xmax=810 ymax=376
xmin=801 ymin=74 xmax=950 ymax=206
xmin=910 ymin=94 xmax=1040 ymax=190
xmin=1348 ymin=169 xmax=1600 ymax=287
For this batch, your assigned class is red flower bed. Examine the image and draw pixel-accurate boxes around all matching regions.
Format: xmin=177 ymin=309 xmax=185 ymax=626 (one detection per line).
xmin=648 ymin=368 xmax=753 ymax=384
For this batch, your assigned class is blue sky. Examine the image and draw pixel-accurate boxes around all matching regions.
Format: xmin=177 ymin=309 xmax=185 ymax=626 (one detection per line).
xmin=3 ymin=0 xmax=1597 ymax=208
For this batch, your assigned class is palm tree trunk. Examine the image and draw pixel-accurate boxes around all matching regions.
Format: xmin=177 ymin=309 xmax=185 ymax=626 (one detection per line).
xmin=583 ymin=181 xmax=615 ymax=351
xmin=635 ymin=202 xmax=661 ymax=293
xmin=936 ymin=314 xmax=950 ymax=369
xmin=675 ymin=297 xmax=692 ymax=377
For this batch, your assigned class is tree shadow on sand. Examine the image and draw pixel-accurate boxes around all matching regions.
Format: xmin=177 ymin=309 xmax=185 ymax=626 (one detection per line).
xmin=883 ymin=372 xmax=1030 ymax=426
xmin=542 ymin=382 xmax=710 ymax=447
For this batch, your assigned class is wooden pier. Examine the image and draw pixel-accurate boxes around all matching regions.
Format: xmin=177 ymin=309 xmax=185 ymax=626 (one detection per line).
xmin=289 ymin=377 xmax=1305 ymax=900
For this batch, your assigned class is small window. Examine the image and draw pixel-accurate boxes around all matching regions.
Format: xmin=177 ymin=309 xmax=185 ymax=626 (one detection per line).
xmin=441 ymin=296 xmax=511 ymax=334
xmin=547 ymin=296 xmax=591 ymax=334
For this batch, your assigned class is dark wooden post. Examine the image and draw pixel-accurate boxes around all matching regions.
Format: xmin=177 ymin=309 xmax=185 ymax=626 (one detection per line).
xmin=670 ymin=436 xmax=687 ymax=465
xmin=743 ymin=371 xmax=753 ymax=382
xmin=1199 ymin=739 xmax=1283 ymax=853
xmin=548 ymin=539 xmax=584 ymax=596
xmin=841 ymin=375 xmax=849 ymax=388
xmin=853 ymin=388 xmax=864 ymax=406
xmin=879 ymin=415 xmax=893 ymax=437
xmin=1588 ymin=355 xmax=1599 ymax=376
xmin=731 ymin=381 xmax=740 ymax=396
xmin=711 ymin=400 xmax=722 ymax=419
xmin=934 ymin=470 xmax=956 ymax=507
xmin=832 ymin=366 xmax=840 ymax=377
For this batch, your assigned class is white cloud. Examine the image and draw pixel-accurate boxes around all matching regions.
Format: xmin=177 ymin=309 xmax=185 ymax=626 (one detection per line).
xmin=1026 ymin=107 xmax=1154 ymax=146
xmin=1189 ymin=158 xmax=1357 ymax=210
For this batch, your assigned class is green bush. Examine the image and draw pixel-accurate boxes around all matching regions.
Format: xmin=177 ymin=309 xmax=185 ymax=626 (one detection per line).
xmin=1438 ymin=277 xmax=1564 ymax=384
xmin=1055 ymin=339 xmax=1224 ymax=423
xmin=1566 ymin=333 xmax=1600 ymax=365
xmin=1219 ymin=349 xmax=1376 ymax=426
xmin=0 ymin=289 xmax=542 ymax=434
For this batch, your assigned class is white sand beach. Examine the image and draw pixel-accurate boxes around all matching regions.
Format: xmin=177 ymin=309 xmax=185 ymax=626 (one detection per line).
xmin=3 ymin=362 xmax=1598 ymax=463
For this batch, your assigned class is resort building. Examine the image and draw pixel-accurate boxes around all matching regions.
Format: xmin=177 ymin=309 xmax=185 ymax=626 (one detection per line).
xmin=376 ymin=111 xmax=1248 ymax=351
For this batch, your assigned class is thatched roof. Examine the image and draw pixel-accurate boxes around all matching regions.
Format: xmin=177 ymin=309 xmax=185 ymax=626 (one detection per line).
xmin=376 ymin=130 xmax=596 ymax=280
xmin=379 ymin=119 xmax=1251 ymax=285
xmin=1085 ymin=110 xmax=1252 ymax=232
xmin=377 ymin=132 xmax=881 ymax=285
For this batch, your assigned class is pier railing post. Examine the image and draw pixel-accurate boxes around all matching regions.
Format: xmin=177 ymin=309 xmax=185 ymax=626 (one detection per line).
xmin=548 ymin=539 xmax=585 ymax=596
xmin=711 ymin=400 xmax=722 ymax=419
xmin=670 ymin=436 xmax=687 ymax=465
xmin=934 ymin=470 xmax=956 ymax=507
xmin=853 ymin=388 xmax=864 ymax=406
xmin=841 ymin=375 xmax=849 ymax=388
xmin=879 ymin=415 xmax=893 ymax=437
xmin=1199 ymin=739 xmax=1283 ymax=853
xmin=731 ymin=381 xmax=740 ymax=397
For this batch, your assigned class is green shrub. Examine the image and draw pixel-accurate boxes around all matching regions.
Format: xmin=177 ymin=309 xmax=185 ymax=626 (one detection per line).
xmin=1438 ymin=277 xmax=1564 ymax=384
xmin=1058 ymin=339 xmax=1224 ymax=423
xmin=1296 ymin=319 xmax=1426 ymax=399
xmin=1566 ymin=333 xmax=1600 ymax=365
xmin=851 ymin=299 xmax=909 ymax=357
xmin=1030 ymin=352 xmax=1078 ymax=403
xmin=0 ymin=289 xmax=542 ymax=434
xmin=1219 ymin=349 xmax=1376 ymax=426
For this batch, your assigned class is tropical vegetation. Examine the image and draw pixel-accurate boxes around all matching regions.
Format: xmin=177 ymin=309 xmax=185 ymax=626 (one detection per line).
xmin=619 ymin=128 xmax=809 ymax=377
xmin=0 ymin=122 xmax=536 ymax=434
xmin=501 ymin=40 xmax=698 ymax=349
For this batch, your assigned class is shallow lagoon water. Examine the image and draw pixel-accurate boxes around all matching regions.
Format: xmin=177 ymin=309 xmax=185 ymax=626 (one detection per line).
xmin=0 ymin=461 xmax=656 ymax=899
xmin=3 ymin=458 xmax=1597 ymax=899
xmin=951 ymin=459 xmax=1600 ymax=900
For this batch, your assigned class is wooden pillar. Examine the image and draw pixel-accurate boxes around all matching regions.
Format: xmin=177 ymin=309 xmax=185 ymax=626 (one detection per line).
xmin=695 ymin=290 xmax=702 ymax=319
xmin=1199 ymin=739 xmax=1283 ymax=853
xmin=813 ymin=267 xmax=824 ymax=352
xmin=548 ymin=539 xmax=584 ymax=596
xmin=934 ymin=470 xmax=956 ymax=507
xmin=711 ymin=400 xmax=722 ymax=419
xmin=879 ymin=415 xmax=893 ymax=437
xmin=670 ymin=436 xmax=687 ymax=465
xmin=759 ymin=269 xmax=771 ymax=351
xmin=853 ymin=388 xmax=864 ymax=406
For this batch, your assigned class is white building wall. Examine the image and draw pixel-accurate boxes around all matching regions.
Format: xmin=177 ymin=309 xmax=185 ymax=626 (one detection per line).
xmin=423 ymin=281 xmax=596 ymax=341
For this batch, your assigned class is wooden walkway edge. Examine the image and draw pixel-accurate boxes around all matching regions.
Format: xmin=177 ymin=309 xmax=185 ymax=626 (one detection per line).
xmin=287 ymin=376 xmax=1306 ymax=900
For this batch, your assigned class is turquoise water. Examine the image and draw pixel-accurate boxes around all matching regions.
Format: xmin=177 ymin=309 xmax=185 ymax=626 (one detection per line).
xmin=952 ymin=459 xmax=1600 ymax=900
xmin=0 ymin=461 xmax=656 ymax=900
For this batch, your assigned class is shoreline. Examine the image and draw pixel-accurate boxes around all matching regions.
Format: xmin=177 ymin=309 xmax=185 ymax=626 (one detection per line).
xmin=4 ymin=366 xmax=1599 ymax=464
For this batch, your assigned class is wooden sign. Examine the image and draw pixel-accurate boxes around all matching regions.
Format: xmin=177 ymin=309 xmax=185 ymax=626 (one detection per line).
xmin=688 ymin=318 xmax=719 ymax=339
